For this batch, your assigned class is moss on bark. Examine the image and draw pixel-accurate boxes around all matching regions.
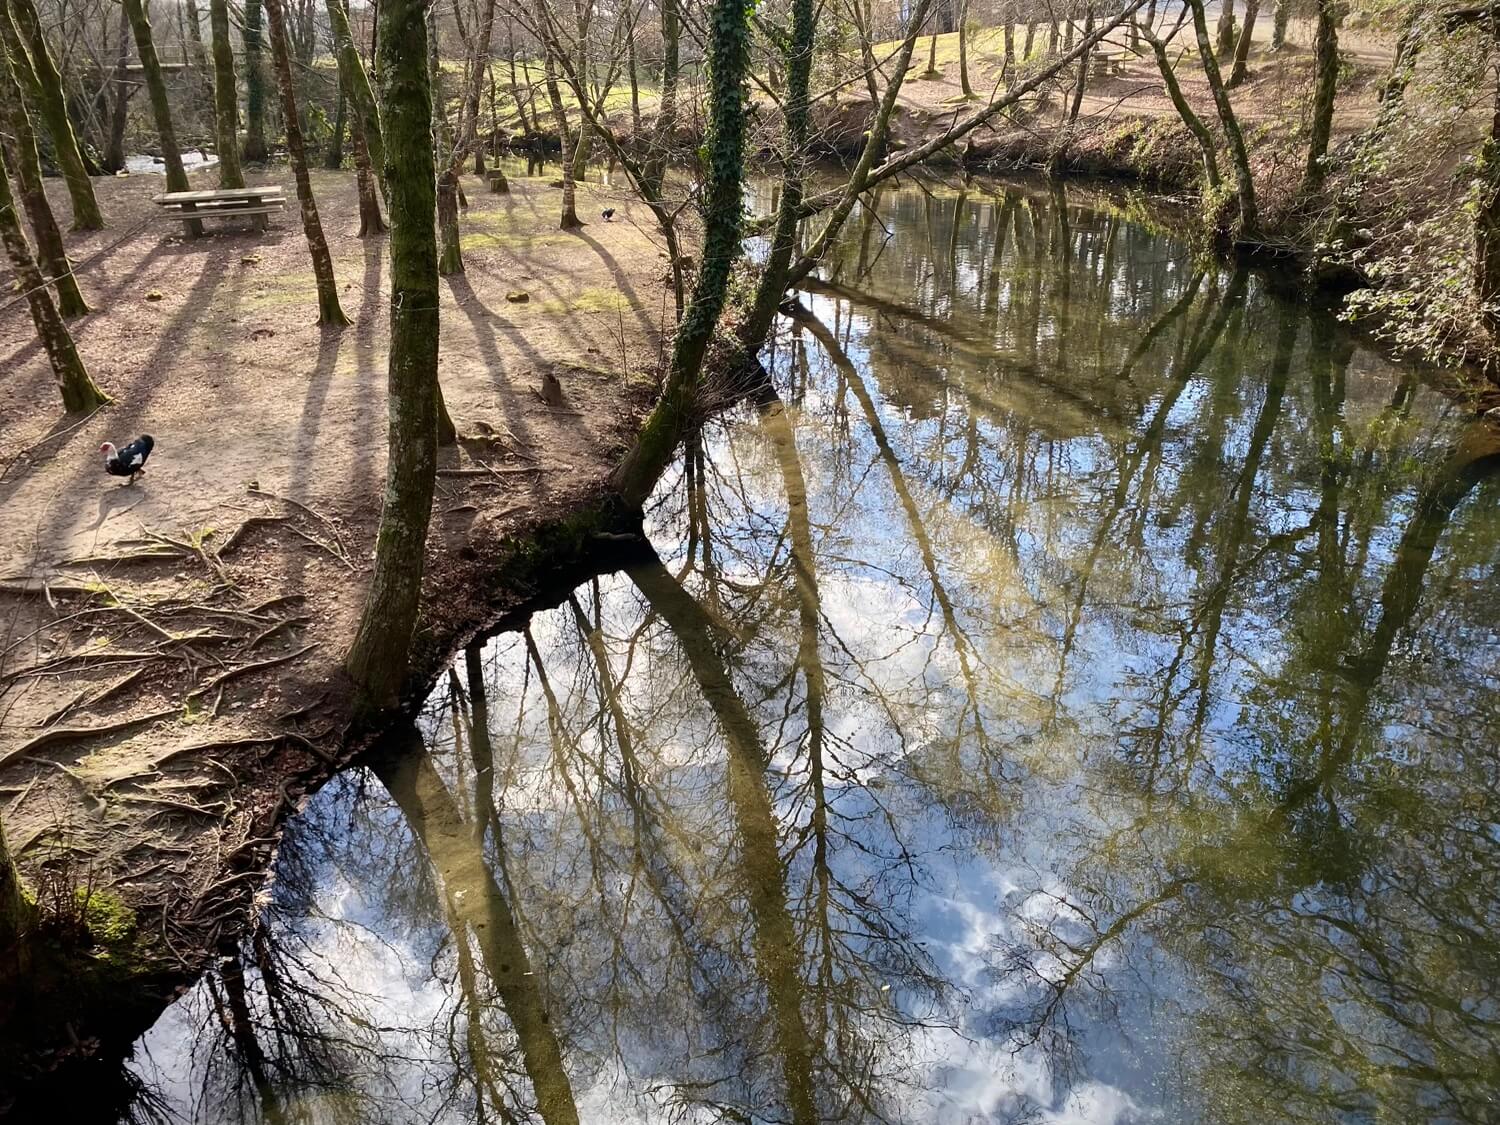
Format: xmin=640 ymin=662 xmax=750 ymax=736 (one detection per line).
xmin=209 ymin=0 xmax=245 ymax=189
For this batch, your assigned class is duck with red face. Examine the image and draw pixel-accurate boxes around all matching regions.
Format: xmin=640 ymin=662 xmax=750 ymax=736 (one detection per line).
xmin=100 ymin=434 xmax=154 ymax=485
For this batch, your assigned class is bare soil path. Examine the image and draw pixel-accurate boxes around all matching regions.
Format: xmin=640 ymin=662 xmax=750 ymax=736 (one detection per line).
xmin=0 ymin=167 xmax=668 ymax=994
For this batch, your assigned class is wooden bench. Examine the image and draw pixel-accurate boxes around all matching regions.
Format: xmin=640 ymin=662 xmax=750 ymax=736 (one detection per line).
xmin=151 ymin=186 xmax=286 ymax=237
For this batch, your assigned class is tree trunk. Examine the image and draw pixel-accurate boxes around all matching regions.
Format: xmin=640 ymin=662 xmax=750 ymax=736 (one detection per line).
xmin=925 ymin=28 xmax=939 ymax=74
xmin=0 ymin=142 xmax=109 ymax=412
xmin=646 ymin=0 xmax=680 ymax=195
xmin=209 ymin=0 xmax=245 ymax=187
xmin=326 ymin=86 xmax=347 ymax=167
xmin=0 ymin=0 xmax=103 ymax=229
xmin=345 ymin=0 xmax=440 ymax=716
xmin=1003 ymin=19 xmax=1016 ymax=80
xmin=1271 ymin=0 xmax=1289 ymax=50
xmin=1228 ymin=0 xmax=1258 ymax=86
xmin=122 ymin=0 xmax=191 ymax=198
xmin=325 ymin=0 xmax=384 ymax=194
xmin=104 ymin=3 xmax=129 ymax=173
xmin=1189 ymin=0 xmax=1258 ymax=238
xmin=740 ymin=0 xmax=814 ymax=347
xmin=0 ymin=816 xmax=32 ymax=973
xmin=0 ymin=44 xmax=88 ymax=315
xmin=351 ymin=112 xmax=386 ymax=235
xmin=438 ymin=168 xmax=462 ymax=273
xmin=1 ymin=0 xmax=102 ymax=229
xmin=1302 ymin=0 xmax=1339 ymax=194
xmin=1215 ymin=0 xmax=1237 ymax=56
xmin=958 ymin=0 xmax=974 ymax=95
xmin=540 ymin=42 xmax=581 ymax=229
xmin=1068 ymin=6 xmax=1096 ymax=122
xmin=242 ymin=0 xmax=268 ymax=161
xmin=264 ymin=0 xmax=349 ymax=325
xmin=1144 ymin=27 xmax=1221 ymax=189
xmin=610 ymin=0 xmax=752 ymax=506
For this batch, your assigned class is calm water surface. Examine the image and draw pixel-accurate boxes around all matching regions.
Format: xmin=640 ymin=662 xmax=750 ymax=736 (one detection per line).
xmin=124 ymin=177 xmax=1500 ymax=1123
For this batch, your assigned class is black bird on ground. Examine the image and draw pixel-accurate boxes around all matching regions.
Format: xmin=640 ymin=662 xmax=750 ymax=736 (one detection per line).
xmin=601 ymin=208 xmax=616 ymax=222
xmin=100 ymin=434 xmax=154 ymax=485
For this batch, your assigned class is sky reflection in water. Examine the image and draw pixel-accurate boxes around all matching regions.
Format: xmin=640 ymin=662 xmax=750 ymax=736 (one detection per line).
xmin=127 ymin=175 xmax=1500 ymax=1125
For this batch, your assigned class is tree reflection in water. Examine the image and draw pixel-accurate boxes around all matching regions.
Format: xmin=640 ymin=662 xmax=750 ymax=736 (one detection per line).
xmin=128 ymin=175 xmax=1500 ymax=1124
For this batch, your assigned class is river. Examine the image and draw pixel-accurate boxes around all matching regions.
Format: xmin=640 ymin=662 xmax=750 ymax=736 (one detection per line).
xmin=113 ymin=174 xmax=1500 ymax=1123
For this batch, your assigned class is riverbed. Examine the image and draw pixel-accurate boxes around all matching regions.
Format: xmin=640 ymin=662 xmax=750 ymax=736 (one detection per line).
xmin=112 ymin=174 xmax=1500 ymax=1123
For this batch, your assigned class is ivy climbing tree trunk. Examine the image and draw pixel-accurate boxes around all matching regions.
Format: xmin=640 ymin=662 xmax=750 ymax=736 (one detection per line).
xmin=1303 ymin=0 xmax=1340 ymax=194
xmin=0 ymin=142 xmax=109 ymax=412
xmin=209 ymin=0 xmax=244 ymax=188
xmin=345 ymin=0 xmax=440 ymax=717
xmin=122 ymin=0 xmax=191 ymax=199
xmin=0 ymin=42 xmax=88 ymax=315
xmin=265 ymin=0 xmax=349 ymax=326
xmin=610 ymin=0 xmax=753 ymax=506
xmin=242 ymin=0 xmax=269 ymax=161
xmin=325 ymin=0 xmax=384 ymax=194
xmin=0 ymin=0 xmax=103 ymax=229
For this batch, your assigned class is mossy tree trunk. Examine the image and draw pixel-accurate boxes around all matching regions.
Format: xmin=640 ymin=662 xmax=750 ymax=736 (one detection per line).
xmin=324 ymin=0 xmax=384 ymax=195
xmin=242 ymin=0 xmax=269 ymax=161
xmin=1189 ymin=0 xmax=1258 ymax=239
xmin=0 ymin=142 xmax=109 ymax=412
xmin=1142 ymin=24 xmax=1221 ymax=189
xmin=265 ymin=0 xmax=349 ymax=326
xmin=0 ymin=0 xmax=102 ymax=229
xmin=1271 ymin=0 xmax=1289 ymax=50
xmin=1302 ymin=0 xmax=1340 ymax=194
xmin=350 ymin=113 xmax=386 ymax=235
xmin=0 ymin=816 xmax=32 ymax=972
xmin=326 ymin=87 xmax=347 ymax=168
xmin=345 ymin=0 xmax=440 ymax=717
xmin=209 ymin=0 xmax=245 ymax=188
xmin=610 ymin=0 xmax=753 ymax=506
xmin=122 ymin=0 xmax=190 ymax=197
xmin=0 ymin=42 xmax=88 ymax=315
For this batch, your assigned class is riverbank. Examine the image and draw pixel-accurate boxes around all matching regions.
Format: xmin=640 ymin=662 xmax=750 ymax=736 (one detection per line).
xmin=0 ymin=168 xmax=670 ymax=1102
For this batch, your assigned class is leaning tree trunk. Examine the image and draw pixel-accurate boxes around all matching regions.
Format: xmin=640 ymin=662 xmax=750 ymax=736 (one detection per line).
xmin=346 ymin=0 xmax=441 ymax=716
xmin=209 ymin=0 xmax=245 ymax=188
xmin=122 ymin=0 xmax=191 ymax=199
xmin=1228 ymin=0 xmax=1259 ymax=87
xmin=610 ymin=0 xmax=753 ymax=506
xmin=0 ymin=142 xmax=109 ymax=412
xmin=351 ymin=113 xmax=387 ymax=235
xmin=1302 ymin=0 xmax=1339 ymax=194
xmin=0 ymin=43 xmax=88 ymax=315
xmin=265 ymin=0 xmax=349 ymax=326
xmin=1189 ymin=0 xmax=1258 ymax=239
xmin=1143 ymin=27 xmax=1221 ymax=189
xmin=242 ymin=0 xmax=269 ymax=161
xmin=325 ymin=0 xmax=384 ymax=195
xmin=0 ymin=0 xmax=103 ymax=229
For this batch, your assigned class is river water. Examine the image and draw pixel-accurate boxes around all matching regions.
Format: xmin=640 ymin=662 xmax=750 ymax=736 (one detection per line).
xmin=119 ymin=175 xmax=1500 ymax=1123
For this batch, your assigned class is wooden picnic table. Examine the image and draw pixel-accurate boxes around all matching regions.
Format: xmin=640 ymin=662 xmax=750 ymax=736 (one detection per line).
xmin=152 ymin=185 xmax=286 ymax=237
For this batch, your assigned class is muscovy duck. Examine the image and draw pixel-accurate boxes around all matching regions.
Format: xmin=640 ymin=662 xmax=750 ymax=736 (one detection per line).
xmin=100 ymin=434 xmax=154 ymax=485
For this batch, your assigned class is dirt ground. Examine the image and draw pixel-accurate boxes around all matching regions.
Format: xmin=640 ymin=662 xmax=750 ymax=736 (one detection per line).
xmin=0 ymin=167 xmax=669 ymax=999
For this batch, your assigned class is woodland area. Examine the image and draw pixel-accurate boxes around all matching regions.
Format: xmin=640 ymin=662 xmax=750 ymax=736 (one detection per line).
xmin=1 ymin=0 xmax=1500 ymax=1107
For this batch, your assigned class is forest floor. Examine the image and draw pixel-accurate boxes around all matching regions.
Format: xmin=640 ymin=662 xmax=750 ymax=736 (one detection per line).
xmin=0 ymin=168 xmax=671 ymax=1067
